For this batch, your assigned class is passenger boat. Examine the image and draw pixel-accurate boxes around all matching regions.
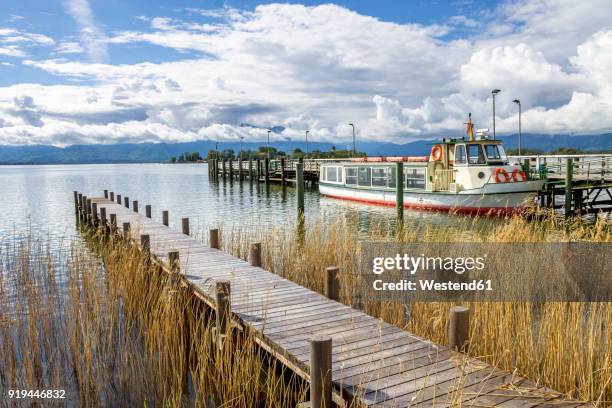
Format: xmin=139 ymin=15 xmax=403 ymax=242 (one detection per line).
xmin=318 ymin=129 xmax=546 ymax=215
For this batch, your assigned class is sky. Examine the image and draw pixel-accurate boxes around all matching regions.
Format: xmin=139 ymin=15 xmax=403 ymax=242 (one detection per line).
xmin=0 ymin=0 xmax=611 ymax=146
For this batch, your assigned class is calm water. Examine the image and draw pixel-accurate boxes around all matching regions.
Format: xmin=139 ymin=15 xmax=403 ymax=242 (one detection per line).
xmin=0 ymin=163 xmax=474 ymax=241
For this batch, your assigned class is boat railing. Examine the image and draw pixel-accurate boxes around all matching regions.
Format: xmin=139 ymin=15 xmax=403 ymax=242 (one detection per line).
xmin=433 ymin=169 xmax=455 ymax=191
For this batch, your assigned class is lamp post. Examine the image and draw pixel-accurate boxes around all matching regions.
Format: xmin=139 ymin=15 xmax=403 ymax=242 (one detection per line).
xmin=305 ymin=130 xmax=310 ymax=156
xmin=348 ymin=123 xmax=355 ymax=157
xmin=491 ymin=89 xmax=501 ymax=140
xmin=512 ymin=99 xmax=522 ymax=155
xmin=267 ymin=130 xmax=271 ymax=159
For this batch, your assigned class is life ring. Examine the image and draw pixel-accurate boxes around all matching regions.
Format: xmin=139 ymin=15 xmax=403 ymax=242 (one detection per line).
xmin=512 ymin=169 xmax=527 ymax=182
xmin=494 ymin=168 xmax=511 ymax=183
xmin=431 ymin=145 xmax=443 ymax=161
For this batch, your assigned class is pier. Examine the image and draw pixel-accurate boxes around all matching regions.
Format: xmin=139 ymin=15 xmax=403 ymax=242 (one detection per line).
xmin=74 ymin=191 xmax=593 ymax=407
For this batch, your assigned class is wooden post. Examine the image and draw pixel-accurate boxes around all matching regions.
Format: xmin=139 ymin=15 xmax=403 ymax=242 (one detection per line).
xmin=215 ymin=280 xmax=231 ymax=341
xmin=249 ymin=243 xmax=262 ymax=267
xmin=86 ymin=199 xmax=92 ymax=224
xmin=448 ymin=306 xmax=470 ymax=352
xmin=110 ymin=192 xmax=114 ymax=201
xmin=117 ymin=194 xmax=121 ymax=205
xmin=222 ymin=159 xmax=226 ymax=179
xmin=140 ymin=234 xmax=150 ymax=253
xmin=104 ymin=189 xmax=108 ymax=199
xmin=248 ymin=158 xmax=253 ymax=180
xmin=182 ymin=218 xmax=190 ymax=236
xmin=100 ymin=207 xmax=107 ymax=227
xmin=145 ymin=205 xmax=152 ymax=218
xmin=256 ymin=159 xmax=261 ymax=181
xmin=73 ymin=190 xmax=78 ymax=212
xmin=91 ymin=203 xmax=98 ymax=227
xmin=124 ymin=196 xmax=129 ymax=208
xmin=310 ymin=335 xmax=332 ymax=408
xmin=110 ymin=214 xmax=117 ymax=233
xmin=280 ymin=158 xmax=286 ymax=183
xmin=162 ymin=210 xmax=169 ymax=226
xmin=565 ymin=158 xmax=573 ymax=218
xmin=296 ymin=162 xmax=305 ymax=216
xmin=522 ymin=158 xmax=530 ymax=179
xmin=324 ymin=267 xmax=340 ymax=301
xmin=264 ymin=158 xmax=270 ymax=183
xmin=209 ymin=228 xmax=220 ymax=249
xmin=122 ymin=222 xmax=130 ymax=240
xmin=80 ymin=195 xmax=86 ymax=219
xmin=168 ymin=251 xmax=180 ymax=273
xmin=238 ymin=157 xmax=243 ymax=180
xmin=133 ymin=200 xmax=139 ymax=213
xmin=396 ymin=162 xmax=404 ymax=221
xmin=229 ymin=158 xmax=234 ymax=179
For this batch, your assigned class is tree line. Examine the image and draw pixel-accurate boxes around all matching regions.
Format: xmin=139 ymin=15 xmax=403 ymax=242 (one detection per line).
xmin=171 ymin=146 xmax=366 ymax=162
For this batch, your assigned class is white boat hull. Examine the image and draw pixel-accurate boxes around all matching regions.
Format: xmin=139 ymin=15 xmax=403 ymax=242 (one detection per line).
xmin=319 ymin=181 xmax=545 ymax=215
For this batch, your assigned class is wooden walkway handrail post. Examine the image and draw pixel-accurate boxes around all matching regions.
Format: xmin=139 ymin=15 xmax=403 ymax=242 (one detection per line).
xmin=104 ymin=189 xmax=108 ymax=199
xmin=133 ymin=200 xmax=139 ymax=213
xmin=140 ymin=234 xmax=150 ymax=254
xmin=162 ymin=210 xmax=169 ymax=226
xmin=117 ymin=194 xmax=122 ymax=205
xmin=168 ymin=251 xmax=180 ymax=273
xmin=324 ymin=267 xmax=340 ymax=301
xmin=215 ymin=280 xmax=231 ymax=347
xmin=145 ymin=205 xmax=151 ymax=218
xmin=100 ymin=207 xmax=107 ymax=232
xmin=109 ymin=214 xmax=117 ymax=234
xmin=91 ymin=203 xmax=98 ymax=227
xmin=448 ymin=306 xmax=470 ymax=352
xmin=181 ymin=218 xmax=190 ymax=236
xmin=310 ymin=335 xmax=332 ymax=408
xmin=249 ymin=242 xmax=262 ymax=267
xmin=110 ymin=191 xmax=114 ymax=201
xmin=124 ymin=196 xmax=129 ymax=208
xmin=296 ymin=162 xmax=305 ymax=216
xmin=209 ymin=228 xmax=220 ymax=249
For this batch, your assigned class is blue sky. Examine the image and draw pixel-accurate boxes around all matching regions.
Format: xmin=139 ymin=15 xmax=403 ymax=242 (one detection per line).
xmin=1 ymin=0 xmax=611 ymax=145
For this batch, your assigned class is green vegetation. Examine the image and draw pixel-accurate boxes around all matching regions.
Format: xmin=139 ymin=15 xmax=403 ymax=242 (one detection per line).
xmin=205 ymin=145 xmax=366 ymax=160
xmin=171 ymin=151 xmax=203 ymax=163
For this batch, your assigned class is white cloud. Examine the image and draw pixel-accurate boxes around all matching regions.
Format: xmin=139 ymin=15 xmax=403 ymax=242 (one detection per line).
xmin=63 ymin=0 xmax=108 ymax=62
xmin=2 ymin=1 xmax=612 ymax=146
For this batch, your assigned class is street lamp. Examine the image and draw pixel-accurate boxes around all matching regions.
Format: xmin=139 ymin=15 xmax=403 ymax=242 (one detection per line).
xmin=348 ymin=123 xmax=355 ymax=157
xmin=305 ymin=130 xmax=310 ymax=156
xmin=491 ymin=89 xmax=501 ymax=140
xmin=267 ymin=130 xmax=271 ymax=159
xmin=512 ymin=99 xmax=522 ymax=155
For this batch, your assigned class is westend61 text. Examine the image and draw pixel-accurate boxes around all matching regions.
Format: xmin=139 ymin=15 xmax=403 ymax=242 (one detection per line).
xmin=373 ymin=279 xmax=493 ymax=291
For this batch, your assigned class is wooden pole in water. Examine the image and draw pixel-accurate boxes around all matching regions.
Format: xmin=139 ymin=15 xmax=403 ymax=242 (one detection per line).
xmin=168 ymin=251 xmax=180 ymax=273
xmin=396 ymin=162 xmax=404 ymax=221
xmin=104 ymin=189 xmax=108 ymax=199
xmin=238 ymin=157 xmax=243 ymax=180
xmin=123 ymin=222 xmax=130 ymax=240
xmin=248 ymin=157 xmax=253 ymax=181
xmin=296 ymin=162 xmax=305 ymax=216
xmin=124 ymin=196 xmax=129 ymax=208
xmin=86 ymin=198 xmax=92 ymax=224
xmin=249 ymin=243 xmax=262 ymax=267
xmin=110 ymin=192 xmax=114 ymax=201
xmin=256 ymin=159 xmax=261 ymax=181
xmin=264 ymin=158 xmax=270 ymax=183
xmin=162 ymin=210 xmax=169 ymax=226
xmin=215 ymin=280 xmax=231 ymax=344
xmin=80 ymin=195 xmax=86 ymax=219
xmin=229 ymin=158 xmax=233 ymax=179
xmin=117 ymin=194 xmax=121 ymax=205
xmin=310 ymin=335 xmax=332 ymax=408
xmin=324 ymin=267 xmax=339 ymax=301
xmin=280 ymin=158 xmax=286 ymax=183
xmin=182 ymin=218 xmax=190 ymax=236
xmin=133 ymin=200 xmax=139 ymax=213
xmin=222 ymin=159 xmax=226 ymax=179
xmin=565 ymin=158 xmax=573 ymax=218
xmin=74 ymin=191 xmax=79 ymax=212
xmin=209 ymin=228 xmax=220 ymax=249
xmin=145 ymin=205 xmax=152 ymax=218
xmin=448 ymin=306 xmax=470 ymax=352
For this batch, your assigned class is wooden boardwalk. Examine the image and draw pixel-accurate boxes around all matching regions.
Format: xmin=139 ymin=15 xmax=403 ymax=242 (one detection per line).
xmin=85 ymin=196 xmax=591 ymax=407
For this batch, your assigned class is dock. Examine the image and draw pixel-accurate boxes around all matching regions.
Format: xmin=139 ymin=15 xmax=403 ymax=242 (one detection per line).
xmin=75 ymin=192 xmax=594 ymax=407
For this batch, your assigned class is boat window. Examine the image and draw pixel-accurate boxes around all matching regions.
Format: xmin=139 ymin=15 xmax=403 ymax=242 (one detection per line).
xmin=467 ymin=144 xmax=486 ymax=165
xmin=358 ymin=167 xmax=371 ymax=186
xmin=388 ymin=166 xmax=396 ymax=188
xmin=345 ymin=167 xmax=357 ymax=185
xmin=455 ymin=145 xmax=466 ymax=164
xmin=325 ymin=166 xmax=340 ymax=182
xmin=371 ymin=167 xmax=387 ymax=187
xmin=405 ymin=168 xmax=426 ymax=189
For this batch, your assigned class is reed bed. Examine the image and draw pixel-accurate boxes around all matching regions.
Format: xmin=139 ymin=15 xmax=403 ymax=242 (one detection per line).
xmin=0 ymin=231 xmax=307 ymax=407
xmin=219 ymin=210 xmax=611 ymax=405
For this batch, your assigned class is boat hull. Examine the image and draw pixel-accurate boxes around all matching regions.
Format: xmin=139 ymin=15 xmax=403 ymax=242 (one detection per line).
xmin=319 ymin=182 xmax=544 ymax=215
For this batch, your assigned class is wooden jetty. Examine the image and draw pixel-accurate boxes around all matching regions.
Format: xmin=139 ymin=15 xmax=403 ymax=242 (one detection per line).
xmin=75 ymin=192 xmax=594 ymax=407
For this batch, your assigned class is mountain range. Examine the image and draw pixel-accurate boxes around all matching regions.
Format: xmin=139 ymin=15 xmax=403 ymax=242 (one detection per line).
xmin=0 ymin=134 xmax=610 ymax=164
